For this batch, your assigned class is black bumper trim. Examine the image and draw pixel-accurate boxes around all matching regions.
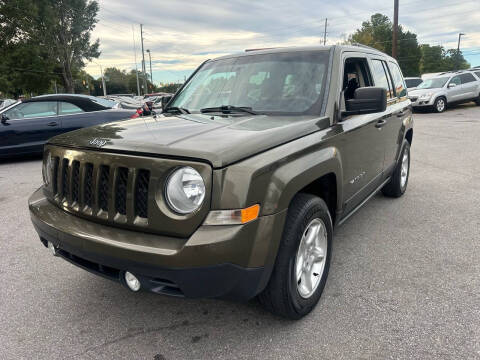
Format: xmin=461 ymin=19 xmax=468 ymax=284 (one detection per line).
xmin=37 ymin=233 xmax=266 ymax=301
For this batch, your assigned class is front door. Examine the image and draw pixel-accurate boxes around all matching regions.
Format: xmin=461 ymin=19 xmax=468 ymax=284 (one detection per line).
xmin=0 ymin=101 xmax=60 ymax=155
xmin=337 ymin=55 xmax=387 ymax=215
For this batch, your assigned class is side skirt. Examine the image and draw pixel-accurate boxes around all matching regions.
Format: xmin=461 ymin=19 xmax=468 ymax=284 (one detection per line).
xmin=337 ymin=176 xmax=391 ymax=227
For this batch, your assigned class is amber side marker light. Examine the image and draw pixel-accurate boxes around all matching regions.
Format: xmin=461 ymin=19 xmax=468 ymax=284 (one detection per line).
xmin=204 ymin=204 xmax=260 ymax=225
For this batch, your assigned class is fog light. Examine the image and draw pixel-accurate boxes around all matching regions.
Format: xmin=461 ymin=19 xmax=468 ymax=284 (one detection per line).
xmin=124 ymin=271 xmax=141 ymax=291
xmin=47 ymin=241 xmax=57 ymax=256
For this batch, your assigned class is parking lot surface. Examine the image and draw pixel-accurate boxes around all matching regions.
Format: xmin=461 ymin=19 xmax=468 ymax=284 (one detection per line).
xmin=1 ymin=104 xmax=479 ymax=359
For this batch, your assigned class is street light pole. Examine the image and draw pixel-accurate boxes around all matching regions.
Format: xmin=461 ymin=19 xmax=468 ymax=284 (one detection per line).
xmin=146 ymin=49 xmax=153 ymax=89
xmin=457 ymin=33 xmax=465 ymax=70
xmin=92 ymin=61 xmax=107 ymax=96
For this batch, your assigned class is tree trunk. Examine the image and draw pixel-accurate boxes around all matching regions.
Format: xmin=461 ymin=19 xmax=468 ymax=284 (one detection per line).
xmin=61 ymin=56 xmax=74 ymax=94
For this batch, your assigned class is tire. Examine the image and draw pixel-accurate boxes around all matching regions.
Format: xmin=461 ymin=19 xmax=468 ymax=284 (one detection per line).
xmin=382 ymin=141 xmax=410 ymax=197
xmin=258 ymin=193 xmax=332 ymax=319
xmin=475 ymin=95 xmax=480 ymax=106
xmin=433 ymin=97 xmax=446 ymax=113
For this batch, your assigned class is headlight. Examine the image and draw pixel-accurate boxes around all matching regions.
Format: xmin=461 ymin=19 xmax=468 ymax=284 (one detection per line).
xmin=165 ymin=167 xmax=205 ymax=214
xmin=419 ymin=92 xmax=433 ymax=99
xmin=42 ymin=152 xmax=52 ymax=186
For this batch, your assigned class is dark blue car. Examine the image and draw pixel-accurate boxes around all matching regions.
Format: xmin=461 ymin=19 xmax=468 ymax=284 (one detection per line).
xmin=0 ymin=94 xmax=135 ymax=158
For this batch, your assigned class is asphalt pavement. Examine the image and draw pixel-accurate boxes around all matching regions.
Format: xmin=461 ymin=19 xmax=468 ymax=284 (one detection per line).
xmin=1 ymin=103 xmax=479 ymax=359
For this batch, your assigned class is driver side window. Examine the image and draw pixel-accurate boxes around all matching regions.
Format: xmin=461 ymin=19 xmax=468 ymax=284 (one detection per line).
xmin=449 ymin=76 xmax=461 ymax=86
xmin=4 ymin=101 xmax=57 ymax=120
xmin=343 ymin=58 xmax=373 ymax=100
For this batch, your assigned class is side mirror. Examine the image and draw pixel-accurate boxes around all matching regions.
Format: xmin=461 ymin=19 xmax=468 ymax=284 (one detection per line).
xmin=342 ymin=87 xmax=387 ymax=117
xmin=161 ymin=95 xmax=173 ymax=110
xmin=1 ymin=113 xmax=8 ymax=124
xmin=448 ymin=83 xmax=457 ymax=88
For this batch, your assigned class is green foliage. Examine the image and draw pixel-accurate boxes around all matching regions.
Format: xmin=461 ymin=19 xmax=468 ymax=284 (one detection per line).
xmin=348 ymin=13 xmax=469 ymax=76
xmin=419 ymin=45 xmax=470 ymax=73
xmin=348 ymin=13 xmax=421 ymax=76
xmin=0 ymin=0 xmax=100 ymax=96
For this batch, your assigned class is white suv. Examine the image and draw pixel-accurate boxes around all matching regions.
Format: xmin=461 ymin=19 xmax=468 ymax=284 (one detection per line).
xmin=409 ymin=71 xmax=480 ymax=113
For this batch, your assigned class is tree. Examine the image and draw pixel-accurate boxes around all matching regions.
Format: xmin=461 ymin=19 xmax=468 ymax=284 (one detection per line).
xmin=348 ymin=13 xmax=422 ymax=76
xmin=39 ymin=0 xmax=101 ymax=93
xmin=0 ymin=0 xmax=100 ymax=95
xmin=419 ymin=45 xmax=470 ymax=73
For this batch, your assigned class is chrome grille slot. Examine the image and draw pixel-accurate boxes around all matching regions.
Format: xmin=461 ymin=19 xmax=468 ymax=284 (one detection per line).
xmin=84 ymin=163 xmax=94 ymax=208
xmin=135 ymin=169 xmax=150 ymax=218
xmin=98 ymin=165 xmax=110 ymax=212
xmin=71 ymin=160 xmax=80 ymax=204
xmin=115 ymin=167 xmax=128 ymax=216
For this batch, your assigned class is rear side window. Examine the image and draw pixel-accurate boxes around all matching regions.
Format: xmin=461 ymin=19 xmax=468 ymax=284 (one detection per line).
xmin=459 ymin=73 xmax=476 ymax=84
xmin=388 ymin=62 xmax=407 ymax=97
xmin=59 ymin=102 xmax=84 ymax=115
xmin=370 ymin=59 xmax=394 ymax=100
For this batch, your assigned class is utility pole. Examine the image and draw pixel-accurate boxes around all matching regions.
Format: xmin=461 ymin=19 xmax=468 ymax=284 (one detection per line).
xmin=323 ymin=18 xmax=327 ymax=46
xmin=132 ymin=25 xmax=140 ymax=96
xmin=140 ymin=24 xmax=148 ymax=95
xmin=146 ymin=49 xmax=153 ymax=89
xmin=392 ymin=0 xmax=399 ymax=59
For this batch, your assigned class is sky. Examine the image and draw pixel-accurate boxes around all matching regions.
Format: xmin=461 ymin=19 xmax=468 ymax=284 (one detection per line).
xmin=85 ymin=0 xmax=480 ymax=85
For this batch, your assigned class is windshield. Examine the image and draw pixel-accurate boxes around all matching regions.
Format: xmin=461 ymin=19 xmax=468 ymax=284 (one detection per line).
xmin=169 ymin=51 xmax=330 ymax=114
xmin=417 ymin=77 xmax=449 ymax=89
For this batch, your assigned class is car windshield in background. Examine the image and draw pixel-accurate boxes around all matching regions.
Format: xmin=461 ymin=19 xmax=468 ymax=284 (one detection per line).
xmin=405 ymin=78 xmax=422 ymax=88
xmin=92 ymin=97 xmax=117 ymax=108
xmin=416 ymin=77 xmax=449 ymax=89
xmin=169 ymin=51 xmax=330 ymax=115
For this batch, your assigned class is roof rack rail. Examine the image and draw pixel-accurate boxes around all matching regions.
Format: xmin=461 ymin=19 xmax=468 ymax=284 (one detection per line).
xmin=349 ymin=43 xmax=379 ymax=51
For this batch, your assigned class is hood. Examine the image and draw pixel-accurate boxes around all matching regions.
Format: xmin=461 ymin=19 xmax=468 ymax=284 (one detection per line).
xmin=409 ymin=88 xmax=442 ymax=96
xmin=49 ymin=113 xmax=330 ymax=168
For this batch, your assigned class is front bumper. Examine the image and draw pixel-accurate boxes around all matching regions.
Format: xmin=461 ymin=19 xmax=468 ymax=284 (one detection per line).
xmin=409 ymin=96 xmax=435 ymax=107
xmin=29 ymin=187 xmax=287 ymax=300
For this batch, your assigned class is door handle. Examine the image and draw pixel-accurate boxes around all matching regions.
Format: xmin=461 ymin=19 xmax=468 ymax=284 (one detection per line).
xmin=375 ymin=119 xmax=387 ymax=128
xmin=47 ymin=121 xmax=58 ymax=127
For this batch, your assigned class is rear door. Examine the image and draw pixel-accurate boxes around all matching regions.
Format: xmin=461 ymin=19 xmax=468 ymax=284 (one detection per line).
xmin=459 ymin=73 xmax=478 ymax=100
xmin=383 ymin=61 xmax=411 ymax=171
xmin=0 ymin=101 xmax=60 ymax=155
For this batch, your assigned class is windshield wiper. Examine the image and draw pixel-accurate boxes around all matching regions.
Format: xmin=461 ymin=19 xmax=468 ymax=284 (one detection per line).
xmin=200 ymin=105 xmax=258 ymax=115
xmin=164 ymin=106 xmax=190 ymax=114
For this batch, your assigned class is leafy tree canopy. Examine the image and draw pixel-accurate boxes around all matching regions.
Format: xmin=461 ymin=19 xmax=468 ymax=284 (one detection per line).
xmin=347 ymin=13 xmax=470 ymax=76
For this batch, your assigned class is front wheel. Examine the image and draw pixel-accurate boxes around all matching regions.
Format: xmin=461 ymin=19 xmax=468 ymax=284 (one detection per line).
xmin=258 ymin=193 xmax=332 ymax=319
xmin=433 ymin=97 xmax=446 ymax=113
xmin=382 ymin=142 xmax=410 ymax=197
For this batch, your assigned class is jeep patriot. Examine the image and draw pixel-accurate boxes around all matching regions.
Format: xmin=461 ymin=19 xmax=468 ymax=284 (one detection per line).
xmin=29 ymin=45 xmax=413 ymax=319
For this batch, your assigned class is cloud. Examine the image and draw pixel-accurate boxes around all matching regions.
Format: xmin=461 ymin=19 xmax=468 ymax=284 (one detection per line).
xmin=85 ymin=0 xmax=480 ymax=82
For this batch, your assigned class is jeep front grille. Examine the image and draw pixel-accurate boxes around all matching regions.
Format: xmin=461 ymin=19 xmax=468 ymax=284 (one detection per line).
xmin=51 ymin=155 xmax=150 ymax=223
xmin=45 ymin=145 xmax=211 ymax=237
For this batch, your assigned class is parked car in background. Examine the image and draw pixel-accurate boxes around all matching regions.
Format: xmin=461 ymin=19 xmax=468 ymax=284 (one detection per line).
xmin=0 ymin=98 xmax=16 ymax=109
xmin=409 ymin=71 xmax=480 ymax=112
xmin=0 ymin=94 xmax=135 ymax=158
xmin=404 ymin=77 xmax=423 ymax=90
